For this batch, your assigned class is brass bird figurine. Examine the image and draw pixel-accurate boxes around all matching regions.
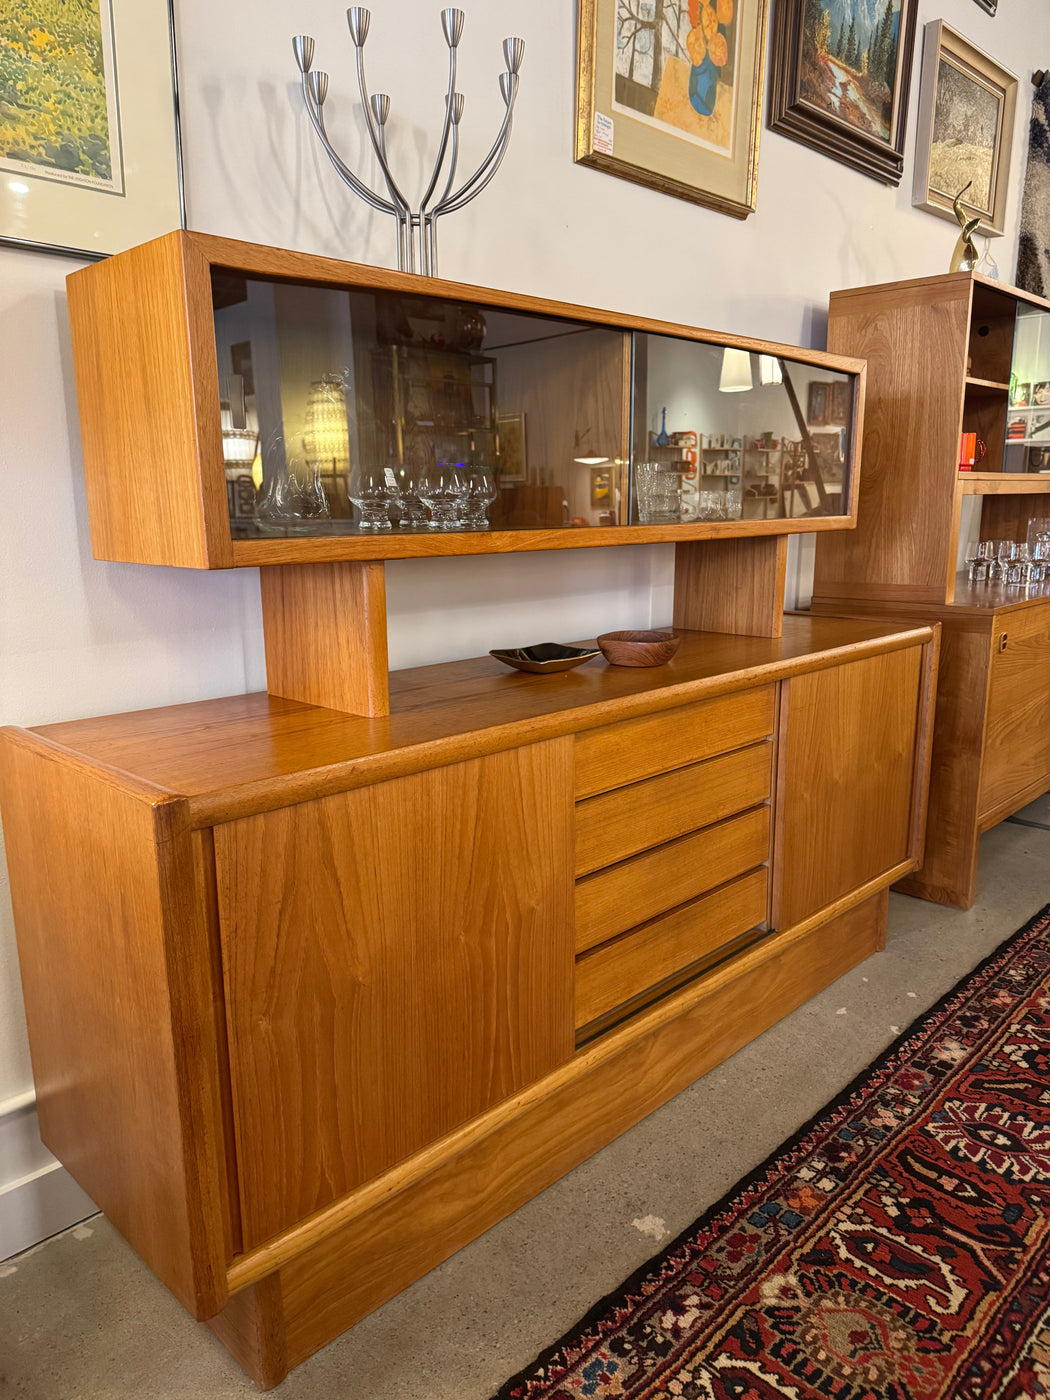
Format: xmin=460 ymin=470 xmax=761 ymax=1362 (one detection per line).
xmin=950 ymin=182 xmax=981 ymax=272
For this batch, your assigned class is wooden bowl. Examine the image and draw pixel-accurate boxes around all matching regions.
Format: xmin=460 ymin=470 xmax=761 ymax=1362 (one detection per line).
xmin=596 ymin=629 xmax=681 ymax=667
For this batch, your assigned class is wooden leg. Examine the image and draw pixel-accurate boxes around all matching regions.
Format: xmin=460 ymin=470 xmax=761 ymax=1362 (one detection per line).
xmin=260 ymin=561 xmax=389 ymax=717
xmin=673 ymin=537 xmax=788 ymax=638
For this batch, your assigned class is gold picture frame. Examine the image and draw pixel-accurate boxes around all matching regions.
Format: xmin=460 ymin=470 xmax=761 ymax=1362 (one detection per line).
xmin=912 ymin=21 xmax=1018 ymax=237
xmin=0 ymin=0 xmax=183 ymax=259
xmin=575 ymin=0 xmax=769 ymax=220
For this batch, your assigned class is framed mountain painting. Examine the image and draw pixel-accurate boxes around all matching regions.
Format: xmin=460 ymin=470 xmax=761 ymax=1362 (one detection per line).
xmin=768 ymin=0 xmax=919 ymax=184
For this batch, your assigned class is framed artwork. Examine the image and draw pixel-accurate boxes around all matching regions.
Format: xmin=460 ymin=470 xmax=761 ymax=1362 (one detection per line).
xmin=829 ymin=379 xmax=851 ymax=425
xmin=590 ymin=465 xmax=612 ymax=507
xmin=497 ymin=413 xmax=527 ymax=483
xmin=768 ymin=0 xmax=919 ymax=185
xmin=575 ymin=0 xmax=770 ymax=220
xmin=1034 ymin=382 xmax=1050 ymax=408
xmin=1011 ymin=381 xmax=1031 ymax=408
xmin=912 ymin=22 xmax=1018 ymax=236
xmin=807 ymin=381 xmax=829 ymax=425
xmin=0 ymin=0 xmax=183 ymax=259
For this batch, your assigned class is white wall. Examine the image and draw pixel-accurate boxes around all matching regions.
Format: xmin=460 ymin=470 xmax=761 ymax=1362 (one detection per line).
xmin=1 ymin=0 xmax=1046 ymax=1253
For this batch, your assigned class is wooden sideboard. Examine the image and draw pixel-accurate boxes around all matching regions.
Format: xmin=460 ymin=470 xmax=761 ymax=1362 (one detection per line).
xmin=0 ymin=617 xmax=936 ymax=1387
xmin=813 ymin=271 xmax=1050 ymax=907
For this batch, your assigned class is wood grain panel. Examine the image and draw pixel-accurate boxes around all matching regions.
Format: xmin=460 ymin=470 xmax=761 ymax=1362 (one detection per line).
xmin=575 ymin=805 xmax=769 ymax=952
xmin=27 ymin=620 xmax=930 ymax=822
xmin=0 ymin=729 xmax=231 ymax=1317
xmin=65 ymin=233 xmax=231 ymax=568
xmin=575 ymin=867 xmax=768 ymax=1028
xmin=816 ymin=283 xmax=971 ymax=602
xmin=574 ymin=685 xmax=775 ymax=799
xmin=674 ymin=537 xmax=788 ymax=637
xmin=776 ymin=648 xmax=922 ymax=928
xmin=979 ymin=600 xmax=1050 ymax=821
xmin=260 ymin=560 xmax=389 ymax=717
xmin=574 ymin=740 xmax=772 ymax=876
xmin=214 ymin=741 xmax=574 ymax=1249
xmin=222 ymin=893 xmax=887 ymax=1384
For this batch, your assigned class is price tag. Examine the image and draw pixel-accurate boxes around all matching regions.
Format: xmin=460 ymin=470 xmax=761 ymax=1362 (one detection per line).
xmin=593 ymin=112 xmax=614 ymax=156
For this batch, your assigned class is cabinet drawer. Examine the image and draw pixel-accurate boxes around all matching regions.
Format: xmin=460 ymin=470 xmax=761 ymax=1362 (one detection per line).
xmin=575 ymin=867 xmax=769 ymax=1030
xmin=575 ymin=740 xmax=772 ymax=876
xmin=575 ymin=804 xmax=770 ymax=953
xmin=574 ymin=685 xmax=776 ymax=799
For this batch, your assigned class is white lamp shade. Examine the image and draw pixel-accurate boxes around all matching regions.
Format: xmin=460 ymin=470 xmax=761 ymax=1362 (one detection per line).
xmin=303 ymin=375 xmax=350 ymax=464
xmin=759 ymin=355 xmax=783 ymax=386
xmin=719 ymin=348 xmax=753 ymax=392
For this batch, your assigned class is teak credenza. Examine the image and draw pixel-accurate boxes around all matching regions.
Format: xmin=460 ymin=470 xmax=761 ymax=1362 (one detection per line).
xmin=0 ymin=233 xmax=938 ymax=1387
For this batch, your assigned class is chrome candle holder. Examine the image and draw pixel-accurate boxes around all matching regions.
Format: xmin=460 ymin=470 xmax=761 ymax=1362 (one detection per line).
xmin=293 ymin=7 xmax=524 ymax=277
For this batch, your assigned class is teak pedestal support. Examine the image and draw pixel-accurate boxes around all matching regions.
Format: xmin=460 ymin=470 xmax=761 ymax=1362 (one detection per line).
xmin=260 ymin=561 xmax=390 ymax=717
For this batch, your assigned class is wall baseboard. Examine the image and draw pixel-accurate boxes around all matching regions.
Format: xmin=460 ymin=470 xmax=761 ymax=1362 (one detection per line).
xmin=0 ymin=1094 xmax=96 ymax=1261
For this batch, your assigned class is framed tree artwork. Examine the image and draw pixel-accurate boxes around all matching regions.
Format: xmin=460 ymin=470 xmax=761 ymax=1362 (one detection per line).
xmin=0 ymin=0 xmax=183 ymax=259
xmin=768 ymin=0 xmax=919 ymax=184
xmin=912 ymin=22 xmax=1018 ymax=237
xmin=575 ymin=0 xmax=770 ymax=219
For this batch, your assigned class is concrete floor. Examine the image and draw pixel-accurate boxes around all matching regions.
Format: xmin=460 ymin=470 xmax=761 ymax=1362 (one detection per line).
xmin=3 ymin=798 xmax=1049 ymax=1400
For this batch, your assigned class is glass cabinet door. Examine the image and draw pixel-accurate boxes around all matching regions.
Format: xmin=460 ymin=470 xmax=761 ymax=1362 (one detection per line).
xmin=210 ymin=270 xmax=626 ymax=538
xmin=1006 ymin=304 xmax=1050 ymax=477
xmin=630 ymin=333 xmax=857 ymax=524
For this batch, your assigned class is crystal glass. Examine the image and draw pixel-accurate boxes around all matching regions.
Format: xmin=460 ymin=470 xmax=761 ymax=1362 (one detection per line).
xmin=418 ymin=467 xmax=465 ymax=529
xmin=634 ymin=461 xmax=681 ymax=524
xmin=964 ymin=539 xmax=985 ymax=585
xmin=1006 ymin=543 xmax=1031 ymax=587
xmin=392 ymin=466 xmax=429 ymax=528
xmin=995 ymin=540 xmax=1017 ymax=583
xmin=349 ymin=468 xmax=395 ymax=530
xmin=460 ymin=469 xmax=498 ymax=529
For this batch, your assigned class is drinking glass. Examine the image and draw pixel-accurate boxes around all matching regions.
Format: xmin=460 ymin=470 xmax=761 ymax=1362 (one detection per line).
xmin=418 ymin=467 xmax=465 ymax=529
xmin=459 ymin=469 xmax=498 ymax=529
xmin=1006 ymin=543 xmax=1031 ymax=587
xmin=349 ymin=468 xmax=395 ymax=530
xmin=1026 ymin=518 xmax=1050 ymax=581
xmin=964 ymin=540 xmax=984 ymax=585
xmin=996 ymin=541 xmax=1017 ymax=584
xmin=634 ymin=461 xmax=681 ymax=524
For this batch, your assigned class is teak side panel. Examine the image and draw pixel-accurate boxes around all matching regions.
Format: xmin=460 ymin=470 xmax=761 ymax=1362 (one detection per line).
xmin=0 ymin=731 xmax=231 ymax=1317
xmin=978 ymin=600 xmax=1050 ymax=823
xmin=240 ymin=894 xmax=887 ymax=1383
xmin=574 ymin=805 xmax=770 ymax=952
xmin=816 ymin=285 xmax=971 ymax=602
xmin=574 ymin=740 xmax=773 ymax=876
xmin=776 ymin=647 xmax=922 ymax=929
xmin=573 ymin=685 xmax=776 ymax=799
xmin=65 ymin=234 xmax=230 ymax=569
xmin=214 ymin=741 xmax=575 ymax=1250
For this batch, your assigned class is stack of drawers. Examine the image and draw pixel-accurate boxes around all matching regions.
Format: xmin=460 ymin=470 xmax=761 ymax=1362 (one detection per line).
xmin=573 ymin=685 xmax=776 ymax=1040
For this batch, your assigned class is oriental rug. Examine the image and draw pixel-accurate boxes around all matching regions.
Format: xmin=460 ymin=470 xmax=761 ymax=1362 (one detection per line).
xmin=494 ymin=904 xmax=1050 ymax=1400
xmin=1016 ymin=72 xmax=1050 ymax=297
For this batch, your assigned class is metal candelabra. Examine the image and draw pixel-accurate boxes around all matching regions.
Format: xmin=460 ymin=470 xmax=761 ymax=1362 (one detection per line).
xmin=292 ymin=7 xmax=524 ymax=277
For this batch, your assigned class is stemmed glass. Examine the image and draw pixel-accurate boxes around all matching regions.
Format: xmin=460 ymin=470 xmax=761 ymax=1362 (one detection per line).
xmin=349 ymin=468 xmax=395 ymax=530
xmin=393 ymin=465 xmax=428 ymax=529
xmin=418 ymin=467 xmax=465 ymax=529
xmin=1006 ymin=542 xmax=1031 ymax=587
xmin=460 ymin=469 xmax=498 ymax=529
xmin=1027 ymin=518 xmax=1050 ymax=582
xmin=965 ymin=539 xmax=985 ymax=585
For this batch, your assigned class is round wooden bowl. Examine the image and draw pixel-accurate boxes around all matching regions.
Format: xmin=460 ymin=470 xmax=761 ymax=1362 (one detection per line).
xmin=596 ymin=629 xmax=681 ymax=667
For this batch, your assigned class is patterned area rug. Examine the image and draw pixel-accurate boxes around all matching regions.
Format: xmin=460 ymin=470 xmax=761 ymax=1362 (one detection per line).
xmin=494 ymin=905 xmax=1050 ymax=1399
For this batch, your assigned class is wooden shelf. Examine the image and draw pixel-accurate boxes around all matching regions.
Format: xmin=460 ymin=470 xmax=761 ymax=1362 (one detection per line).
xmin=957 ymin=473 xmax=1050 ymax=494
xmin=965 ymin=376 xmax=1010 ymax=396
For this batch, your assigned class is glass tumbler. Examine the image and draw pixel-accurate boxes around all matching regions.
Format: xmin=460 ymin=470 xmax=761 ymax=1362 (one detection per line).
xmin=634 ymin=461 xmax=681 ymax=524
xmin=460 ymin=469 xmax=498 ymax=529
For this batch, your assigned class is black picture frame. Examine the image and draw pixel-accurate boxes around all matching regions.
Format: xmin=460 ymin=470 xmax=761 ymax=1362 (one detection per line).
xmin=768 ymin=0 xmax=919 ymax=185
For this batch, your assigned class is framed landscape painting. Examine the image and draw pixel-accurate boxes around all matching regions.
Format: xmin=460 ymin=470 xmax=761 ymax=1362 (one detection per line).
xmin=0 ymin=0 xmax=183 ymax=258
xmin=768 ymin=0 xmax=919 ymax=184
xmin=575 ymin=0 xmax=770 ymax=219
xmin=912 ymin=21 xmax=1017 ymax=237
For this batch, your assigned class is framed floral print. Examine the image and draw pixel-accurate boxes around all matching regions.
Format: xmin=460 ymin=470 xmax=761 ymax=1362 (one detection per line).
xmin=0 ymin=0 xmax=183 ymax=259
xmin=575 ymin=0 xmax=770 ymax=219
xmin=768 ymin=0 xmax=919 ymax=185
xmin=912 ymin=21 xmax=1018 ymax=237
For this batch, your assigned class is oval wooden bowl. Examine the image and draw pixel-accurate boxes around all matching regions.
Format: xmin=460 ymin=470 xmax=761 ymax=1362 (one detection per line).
xmin=596 ymin=629 xmax=681 ymax=667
